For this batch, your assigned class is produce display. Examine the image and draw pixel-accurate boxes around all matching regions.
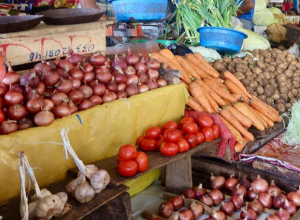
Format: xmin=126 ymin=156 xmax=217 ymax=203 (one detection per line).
xmin=212 ymin=48 xmax=300 ymax=114
xmin=0 ymin=50 xmax=167 ymax=135
xmin=151 ymin=49 xmax=279 ymax=152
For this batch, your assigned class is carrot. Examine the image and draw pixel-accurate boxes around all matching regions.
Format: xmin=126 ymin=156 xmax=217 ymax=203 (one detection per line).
xmin=255 ymin=109 xmax=275 ymax=127
xmin=248 ymin=106 xmax=268 ymax=128
xmin=233 ymin=102 xmax=265 ymax=131
xmin=187 ymin=96 xmax=204 ymax=112
xmin=234 ymin=137 xmax=250 ymax=152
xmin=188 ymin=82 xmax=213 ymax=113
xmin=213 ymin=78 xmax=230 ymax=93
xmin=215 ymin=78 xmax=224 ymax=84
xmin=224 ymin=79 xmax=249 ymax=103
xmin=220 ymin=109 xmax=254 ymax=141
xmin=231 ymin=94 xmax=244 ymax=102
xmin=185 ymin=54 xmax=217 ymax=78
xmin=218 ymin=115 xmax=244 ymax=144
xmin=203 ymin=78 xmax=236 ymax=103
xmin=194 ymin=79 xmax=227 ymax=107
xmin=223 ymin=105 xmax=252 ymax=128
xmin=194 ymin=52 xmax=219 ymax=77
xmin=249 ymin=96 xmax=279 ymax=122
xmin=175 ymin=55 xmax=200 ymax=80
xmin=185 ymin=58 xmax=211 ymax=79
xmin=277 ymin=117 xmax=282 ymax=122
xmin=223 ymin=71 xmax=252 ymax=99
xmin=202 ymin=88 xmax=220 ymax=113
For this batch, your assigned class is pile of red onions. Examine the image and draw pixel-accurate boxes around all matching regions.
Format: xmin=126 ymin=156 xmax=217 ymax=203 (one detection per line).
xmin=0 ymin=50 xmax=167 ymax=134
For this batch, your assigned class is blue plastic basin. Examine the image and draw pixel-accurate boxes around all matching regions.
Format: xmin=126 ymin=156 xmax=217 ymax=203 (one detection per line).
xmin=111 ymin=0 xmax=168 ymax=22
xmin=197 ymin=27 xmax=248 ymax=54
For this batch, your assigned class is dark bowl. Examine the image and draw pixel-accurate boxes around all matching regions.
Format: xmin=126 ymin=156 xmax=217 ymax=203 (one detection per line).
xmin=0 ymin=15 xmax=43 ymax=34
xmin=38 ymin=8 xmax=105 ymax=25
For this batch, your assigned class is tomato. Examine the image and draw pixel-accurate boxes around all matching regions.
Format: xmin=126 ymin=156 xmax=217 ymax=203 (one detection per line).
xmin=140 ymin=139 xmax=157 ymax=151
xmin=164 ymin=129 xmax=181 ymax=142
xmin=202 ymin=127 xmax=214 ymax=142
xmin=134 ymin=152 xmax=148 ymax=172
xmin=184 ymin=133 xmax=198 ymax=148
xmin=176 ymin=138 xmax=189 ymax=153
xmin=162 ymin=121 xmax=178 ymax=132
xmin=116 ymin=156 xmax=125 ymax=164
xmin=180 ymin=117 xmax=195 ymax=127
xmin=145 ymin=126 xmax=162 ymax=139
xmin=156 ymin=135 xmax=164 ymax=150
xmin=118 ymin=160 xmax=138 ymax=177
xmin=160 ymin=142 xmax=179 ymax=156
xmin=182 ymin=122 xmax=198 ymax=133
xmin=178 ymin=130 xmax=184 ymax=138
xmin=136 ymin=135 xmax=145 ymax=147
xmin=196 ymin=132 xmax=205 ymax=144
xmin=212 ymin=124 xmax=220 ymax=139
xmin=118 ymin=144 xmax=137 ymax=160
xmin=198 ymin=115 xmax=214 ymax=128
xmin=0 ymin=109 xmax=4 ymax=124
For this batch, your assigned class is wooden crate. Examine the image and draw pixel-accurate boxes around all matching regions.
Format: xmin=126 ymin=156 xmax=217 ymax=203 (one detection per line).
xmin=0 ymin=20 xmax=112 ymax=66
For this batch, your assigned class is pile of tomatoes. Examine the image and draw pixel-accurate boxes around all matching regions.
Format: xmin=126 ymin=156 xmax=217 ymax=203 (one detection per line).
xmin=117 ymin=144 xmax=149 ymax=177
xmin=137 ymin=115 xmax=220 ymax=157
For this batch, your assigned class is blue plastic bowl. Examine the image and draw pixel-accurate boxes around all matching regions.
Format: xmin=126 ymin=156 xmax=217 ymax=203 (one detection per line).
xmin=111 ymin=0 xmax=168 ymax=22
xmin=197 ymin=27 xmax=248 ymax=54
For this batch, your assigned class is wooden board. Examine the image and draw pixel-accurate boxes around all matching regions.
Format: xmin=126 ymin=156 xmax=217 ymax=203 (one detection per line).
xmin=0 ymin=175 xmax=128 ymax=220
xmin=69 ymin=139 xmax=220 ymax=186
xmin=285 ymin=23 xmax=300 ymax=44
xmin=0 ymin=20 xmax=112 ymax=66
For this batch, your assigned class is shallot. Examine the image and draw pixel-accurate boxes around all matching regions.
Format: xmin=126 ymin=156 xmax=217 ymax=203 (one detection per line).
xmin=157 ymin=78 xmax=167 ymax=87
xmin=220 ymin=201 xmax=234 ymax=216
xmin=90 ymin=52 xmax=105 ymax=66
xmin=275 ymin=208 xmax=290 ymax=220
xmin=248 ymin=197 xmax=263 ymax=215
xmin=26 ymin=92 xmax=42 ymax=114
xmin=147 ymin=78 xmax=158 ymax=90
xmin=125 ymin=66 xmax=136 ymax=75
xmin=68 ymin=99 xmax=78 ymax=114
xmin=20 ymin=71 xmax=40 ymax=88
xmin=231 ymin=194 xmax=244 ymax=210
xmin=53 ymin=102 xmax=71 ymax=118
xmin=258 ymin=192 xmax=272 ymax=208
xmin=113 ymin=54 xmax=127 ymax=71
xmin=252 ymin=175 xmax=269 ymax=194
xmin=211 ymin=174 xmax=225 ymax=189
xmin=126 ymin=49 xmax=139 ymax=65
xmin=34 ymin=61 xmax=52 ymax=76
xmin=183 ymin=189 xmax=197 ymax=199
xmin=18 ymin=118 xmax=34 ymax=130
xmin=287 ymin=188 xmax=300 ymax=206
xmin=210 ymin=210 xmax=226 ymax=220
xmin=102 ymin=90 xmax=117 ymax=103
xmin=0 ymin=120 xmax=18 ymax=134
xmin=158 ymin=201 xmax=174 ymax=218
xmin=89 ymin=95 xmax=103 ymax=105
xmin=240 ymin=207 xmax=257 ymax=220
xmin=248 ymin=187 xmax=258 ymax=200
xmin=232 ymin=184 xmax=247 ymax=199
xmin=240 ymin=175 xmax=251 ymax=190
xmin=57 ymin=58 xmax=73 ymax=73
xmin=7 ymin=104 xmax=26 ymax=121
xmin=179 ymin=209 xmax=194 ymax=220
xmin=283 ymin=200 xmax=297 ymax=215
xmin=209 ymin=188 xmax=223 ymax=205
xmin=200 ymin=195 xmax=213 ymax=207
xmin=78 ymin=100 xmax=95 ymax=110
xmin=268 ymin=180 xmax=281 ymax=197
xmin=34 ymin=108 xmax=55 ymax=126
xmin=189 ymin=202 xmax=203 ymax=218
xmin=68 ymin=90 xmax=84 ymax=105
xmin=225 ymin=174 xmax=238 ymax=190
xmin=193 ymin=183 xmax=206 ymax=199
xmin=4 ymin=85 xmax=24 ymax=105
xmin=126 ymin=84 xmax=139 ymax=97
xmin=273 ymin=194 xmax=287 ymax=209
xmin=170 ymin=195 xmax=184 ymax=211
xmin=266 ymin=215 xmax=280 ymax=220
xmin=50 ymin=91 xmax=68 ymax=106
xmin=146 ymin=59 xmax=160 ymax=70
xmin=41 ymin=71 xmax=60 ymax=87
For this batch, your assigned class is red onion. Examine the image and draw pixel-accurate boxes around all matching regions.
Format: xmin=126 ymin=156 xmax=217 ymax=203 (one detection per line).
xmin=225 ymin=174 xmax=238 ymax=190
xmin=220 ymin=201 xmax=234 ymax=216
xmin=210 ymin=210 xmax=226 ymax=220
xmin=96 ymin=69 xmax=112 ymax=83
xmin=135 ymin=62 xmax=147 ymax=73
xmin=92 ymin=81 xmax=106 ymax=96
xmin=105 ymin=57 xmax=112 ymax=69
xmin=126 ymin=48 xmax=139 ymax=65
xmin=103 ymin=90 xmax=117 ymax=103
xmin=0 ymin=120 xmax=18 ymax=134
xmin=158 ymin=201 xmax=174 ymax=218
xmin=248 ymin=197 xmax=263 ymax=215
xmin=113 ymin=54 xmax=127 ymax=71
xmin=83 ymin=72 xmax=95 ymax=83
xmin=53 ymin=102 xmax=71 ymax=118
xmin=209 ymin=188 xmax=223 ymax=205
xmin=146 ymin=59 xmax=160 ymax=70
xmin=57 ymin=68 xmax=68 ymax=79
xmin=268 ymin=180 xmax=281 ymax=197
xmin=266 ymin=215 xmax=281 ymax=220
xmin=117 ymin=83 xmax=126 ymax=92
xmin=124 ymin=66 xmax=136 ymax=75
xmin=43 ymin=99 xmax=54 ymax=111
xmin=0 ymin=84 xmax=7 ymax=97
xmin=248 ymin=187 xmax=258 ymax=200
xmin=71 ymin=78 xmax=81 ymax=90
xmin=26 ymin=93 xmax=42 ymax=114
xmin=23 ymin=85 xmax=34 ymax=101
xmin=252 ymin=175 xmax=269 ymax=194
xmin=113 ymin=67 xmax=127 ymax=84
xmin=200 ymin=195 xmax=213 ymax=207
xmin=68 ymin=50 xmax=84 ymax=65
xmin=41 ymin=71 xmax=60 ymax=87
xmin=68 ymin=99 xmax=78 ymax=114
xmin=147 ymin=68 xmax=159 ymax=79
xmin=78 ymin=100 xmax=95 ymax=110
xmin=106 ymin=77 xmax=118 ymax=93
xmin=55 ymin=78 xmax=73 ymax=94
xmin=193 ymin=183 xmax=206 ymax=199
xmin=240 ymin=207 xmax=257 ymax=220
xmin=170 ymin=195 xmax=184 ymax=211
xmin=273 ymin=194 xmax=287 ymax=209
xmin=34 ymin=62 xmax=51 ymax=76
xmin=139 ymin=54 xmax=148 ymax=64
xmin=240 ymin=176 xmax=251 ymax=190
xmin=0 ymin=97 xmax=3 ymax=109
xmin=20 ymin=72 xmax=39 ymax=88
xmin=68 ymin=90 xmax=84 ymax=105
xmin=89 ymin=95 xmax=103 ymax=105
xmin=7 ymin=104 xmax=26 ymax=121
xmin=2 ymin=63 xmax=21 ymax=87
xmin=36 ymin=82 xmax=45 ymax=95
xmin=137 ymin=71 xmax=148 ymax=84
xmin=179 ymin=209 xmax=194 ymax=220
xmin=126 ymin=75 xmax=139 ymax=85
xmin=211 ymin=174 xmax=225 ymax=189
xmin=157 ymin=79 xmax=167 ymax=87
xmin=57 ymin=58 xmax=73 ymax=73
xmin=4 ymin=85 xmax=24 ymax=105
xmin=275 ymin=208 xmax=290 ymax=220
xmin=231 ymin=194 xmax=244 ymax=211
xmin=34 ymin=108 xmax=55 ymax=126
xmin=126 ymin=84 xmax=139 ymax=97
xmin=13 ymin=85 xmax=24 ymax=94
xmin=84 ymin=63 xmax=94 ymax=72
xmin=147 ymin=78 xmax=158 ymax=90
xmin=117 ymin=91 xmax=127 ymax=99
xmin=18 ymin=118 xmax=34 ymax=130
xmin=183 ymin=189 xmax=197 ymax=199
xmin=46 ymin=61 xmax=56 ymax=70
xmin=287 ymin=190 xmax=300 ymax=207
xmin=44 ymin=88 xmax=55 ymax=98
xmin=69 ymin=66 xmax=84 ymax=81
xmin=50 ymin=91 xmax=68 ymax=106
xmin=258 ymin=192 xmax=272 ymax=208
xmin=283 ymin=200 xmax=297 ymax=215
xmin=232 ymin=184 xmax=247 ymax=199
xmin=90 ymin=52 xmax=105 ymax=66
xmin=79 ymin=84 xmax=93 ymax=99
xmin=189 ymin=202 xmax=203 ymax=219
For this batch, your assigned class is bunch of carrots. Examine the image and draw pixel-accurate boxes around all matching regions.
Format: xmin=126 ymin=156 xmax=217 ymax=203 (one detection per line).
xmin=151 ymin=49 xmax=280 ymax=152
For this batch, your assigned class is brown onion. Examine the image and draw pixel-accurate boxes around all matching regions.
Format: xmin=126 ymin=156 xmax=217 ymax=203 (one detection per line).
xmin=248 ymin=197 xmax=263 ymax=215
xmin=193 ymin=183 xmax=206 ymax=199
xmin=34 ymin=62 xmax=51 ymax=76
xmin=7 ymin=104 xmax=26 ymax=121
xmin=89 ymin=95 xmax=103 ymax=105
xmin=240 ymin=176 xmax=251 ymax=190
xmin=200 ymin=195 xmax=213 ymax=207
xmin=240 ymin=207 xmax=257 ymax=220
xmin=53 ymin=102 xmax=71 ymax=118
xmin=273 ymin=194 xmax=287 ymax=209
xmin=26 ymin=93 xmax=42 ymax=114
xmin=146 ymin=59 xmax=160 ymax=70
xmin=50 ymin=91 xmax=68 ymax=106
xmin=210 ymin=210 xmax=226 ymax=220
xmin=158 ymin=201 xmax=174 ymax=218
xmin=135 ymin=62 xmax=147 ymax=73
xmin=268 ymin=180 xmax=281 ymax=197
xmin=0 ymin=120 xmax=18 ymax=134
xmin=157 ymin=79 xmax=167 ymax=87
xmin=209 ymin=188 xmax=223 ymax=205
xmin=283 ymin=200 xmax=297 ymax=215
xmin=90 ymin=52 xmax=105 ymax=66
xmin=211 ymin=174 xmax=225 ymax=189
xmin=147 ymin=68 xmax=159 ymax=79
xmin=266 ymin=215 xmax=280 ymax=220
xmin=220 ymin=201 xmax=234 ymax=216
xmin=18 ymin=118 xmax=34 ymax=130
xmin=225 ymin=174 xmax=239 ymax=190
xmin=113 ymin=54 xmax=128 ymax=71
xmin=248 ymin=187 xmax=258 ymax=200
xmin=55 ymin=78 xmax=73 ymax=94
xmin=170 ymin=195 xmax=184 ymax=211
xmin=232 ymin=184 xmax=247 ymax=199
xmin=43 ymin=99 xmax=54 ymax=111
xmin=117 ymin=91 xmax=127 ymax=99
xmin=103 ymin=90 xmax=117 ymax=103
xmin=275 ymin=208 xmax=290 ymax=220
xmin=124 ymin=66 xmax=136 ymax=75
xmin=126 ymin=75 xmax=139 ymax=85
xmin=258 ymin=192 xmax=272 ymax=208
xmin=137 ymin=71 xmax=148 ymax=84
xmin=78 ymin=100 xmax=95 ymax=110
xmin=231 ymin=194 xmax=244 ymax=211
xmin=4 ymin=85 xmax=24 ymax=105
xmin=68 ymin=99 xmax=78 ymax=114
xmin=117 ymin=83 xmax=126 ymax=92
xmin=36 ymin=82 xmax=45 ymax=95
xmin=252 ymin=175 xmax=269 ymax=194
xmin=57 ymin=59 xmax=73 ymax=73
xmin=183 ymin=189 xmax=197 ymax=199
xmin=179 ymin=209 xmax=194 ymax=220
xmin=126 ymin=48 xmax=139 ymax=65
xmin=287 ymin=191 xmax=300 ymax=207
xmin=68 ymin=90 xmax=84 ymax=105
xmin=20 ymin=72 xmax=39 ymax=88
xmin=83 ymin=72 xmax=95 ymax=83
xmin=34 ymin=108 xmax=55 ymax=126
xmin=41 ymin=71 xmax=60 ymax=87
xmin=79 ymin=84 xmax=93 ymax=99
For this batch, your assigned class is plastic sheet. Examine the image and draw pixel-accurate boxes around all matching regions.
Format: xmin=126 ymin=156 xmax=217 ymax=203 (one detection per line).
xmin=0 ymin=84 xmax=188 ymax=204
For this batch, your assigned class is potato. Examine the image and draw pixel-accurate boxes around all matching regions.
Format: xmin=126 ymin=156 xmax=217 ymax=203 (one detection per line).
xmin=228 ymin=61 xmax=236 ymax=68
xmin=284 ymin=69 xmax=293 ymax=78
xmin=292 ymin=88 xmax=298 ymax=96
xmin=258 ymin=95 xmax=267 ymax=101
xmin=290 ymin=98 xmax=297 ymax=105
xmin=270 ymin=83 xmax=279 ymax=90
xmin=276 ymin=67 xmax=284 ymax=74
xmin=272 ymin=93 xmax=280 ymax=101
xmin=293 ymin=76 xmax=300 ymax=82
xmin=292 ymin=81 xmax=300 ymax=89
xmin=288 ymin=65 xmax=296 ymax=71
xmin=249 ymin=65 xmax=255 ymax=70
xmin=260 ymin=50 xmax=271 ymax=58
xmin=276 ymin=103 xmax=286 ymax=114
xmin=234 ymin=72 xmax=245 ymax=80
xmin=228 ymin=66 xmax=235 ymax=73
xmin=255 ymin=86 xmax=264 ymax=95
xmin=273 ymin=48 xmax=281 ymax=53
xmin=269 ymin=61 xmax=277 ymax=67
xmin=279 ymin=86 xmax=288 ymax=94
xmin=271 ymin=51 xmax=277 ymax=58
xmin=240 ymin=78 xmax=250 ymax=87
xmin=280 ymin=94 xmax=289 ymax=102
xmin=256 ymin=61 xmax=266 ymax=70
xmin=286 ymin=53 xmax=296 ymax=61
xmin=247 ymin=76 xmax=254 ymax=81
xmin=270 ymin=79 xmax=276 ymax=84
xmin=286 ymin=80 xmax=292 ymax=88
xmin=266 ymin=97 xmax=274 ymax=105
xmin=270 ymin=72 xmax=277 ymax=79
xmin=264 ymin=57 xmax=271 ymax=63
xmin=213 ymin=62 xmax=227 ymax=72
xmin=259 ymin=55 xmax=265 ymax=62
xmin=288 ymin=91 xmax=294 ymax=99
xmin=285 ymin=103 xmax=292 ymax=109
xmin=257 ymin=73 xmax=264 ymax=79
xmin=250 ymin=81 xmax=259 ymax=90
xmin=275 ymin=98 xmax=285 ymax=105
xmin=295 ymin=63 xmax=300 ymax=70
xmin=276 ymin=56 xmax=286 ymax=64
xmin=233 ymin=58 xmax=243 ymax=63
xmin=252 ymin=67 xmax=262 ymax=75
xmin=249 ymin=91 xmax=258 ymax=97
xmin=298 ymin=57 xmax=300 ymax=63
xmin=267 ymin=66 xmax=275 ymax=72
xmin=223 ymin=57 xmax=232 ymax=63
xmin=264 ymin=85 xmax=273 ymax=97
xmin=236 ymin=63 xmax=249 ymax=74
xmin=261 ymin=71 xmax=270 ymax=80
xmin=276 ymin=74 xmax=287 ymax=83
xmin=282 ymin=51 xmax=288 ymax=57
xmin=291 ymin=60 xmax=298 ymax=65
xmin=277 ymin=63 xmax=288 ymax=70
xmin=262 ymin=78 xmax=269 ymax=87
xmin=245 ymin=71 xmax=253 ymax=77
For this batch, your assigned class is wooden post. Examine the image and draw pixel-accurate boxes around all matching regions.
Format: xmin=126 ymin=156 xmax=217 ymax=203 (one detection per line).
xmin=165 ymin=155 xmax=192 ymax=194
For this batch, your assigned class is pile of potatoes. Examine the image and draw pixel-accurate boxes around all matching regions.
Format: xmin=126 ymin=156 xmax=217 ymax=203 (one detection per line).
xmin=212 ymin=48 xmax=300 ymax=114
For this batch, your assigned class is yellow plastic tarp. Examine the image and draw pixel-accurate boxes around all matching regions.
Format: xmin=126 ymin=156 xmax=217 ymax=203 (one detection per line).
xmin=0 ymin=84 xmax=188 ymax=204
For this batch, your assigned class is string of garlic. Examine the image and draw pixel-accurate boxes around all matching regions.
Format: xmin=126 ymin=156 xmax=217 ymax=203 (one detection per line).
xmin=19 ymin=152 xmax=29 ymax=220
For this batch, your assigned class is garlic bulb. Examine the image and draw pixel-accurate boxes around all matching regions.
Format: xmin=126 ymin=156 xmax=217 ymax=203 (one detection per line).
xmin=66 ymin=172 xmax=83 ymax=194
xmin=90 ymin=169 xmax=110 ymax=193
xmin=54 ymin=192 xmax=68 ymax=217
xmin=34 ymin=195 xmax=61 ymax=220
xmin=31 ymin=188 xmax=52 ymax=202
xmin=28 ymin=202 xmax=37 ymax=220
xmin=74 ymin=174 xmax=95 ymax=203
xmin=84 ymin=164 xmax=98 ymax=179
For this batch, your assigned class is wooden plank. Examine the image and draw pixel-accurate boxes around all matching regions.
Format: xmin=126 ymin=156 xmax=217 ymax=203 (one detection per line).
xmin=0 ymin=175 xmax=128 ymax=220
xmin=68 ymin=139 xmax=221 ymax=186
xmin=193 ymin=144 xmax=233 ymax=163
xmin=165 ymin=155 xmax=192 ymax=194
xmin=291 ymin=207 xmax=300 ymax=220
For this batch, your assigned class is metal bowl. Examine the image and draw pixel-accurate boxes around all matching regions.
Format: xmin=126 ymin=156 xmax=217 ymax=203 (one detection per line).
xmin=0 ymin=15 xmax=43 ymax=34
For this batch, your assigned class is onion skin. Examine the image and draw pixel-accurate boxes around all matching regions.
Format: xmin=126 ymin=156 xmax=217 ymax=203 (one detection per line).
xmin=210 ymin=210 xmax=226 ymax=220
xmin=273 ymin=194 xmax=287 ymax=209
xmin=231 ymin=194 xmax=244 ymax=211
xmin=170 ymin=195 xmax=184 ymax=211
xmin=275 ymin=208 xmax=290 ymax=220
xmin=225 ymin=174 xmax=238 ymax=190
xmin=232 ymin=184 xmax=247 ymax=199
xmin=240 ymin=207 xmax=257 ymax=220
xmin=7 ymin=104 xmax=26 ymax=121
xmin=183 ymin=189 xmax=197 ymax=199
xmin=0 ymin=120 xmax=18 ymax=134
xmin=211 ymin=174 xmax=225 ymax=189
xmin=34 ymin=110 xmax=55 ymax=126
xmin=252 ymin=175 xmax=269 ymax=194
xmin=193 ymin=183 xmax=206 ymax=199
xmin=266 ymin=215 xmax=280 ymax=220
xmin=268 ymin=180 xmax=281 ymax=197
xmin=18 ymin=118 xmax=34 ymax=130
xmin=220 ymin=201 xmax=234 ymax=216
xmin=248 ymin=198 xmax=263 ymax=215
xmin=200 ymin=195 xmax=213 ymax=207
xmin=240 ymin=175 xmax=251 ymax=190
xmin=287 ymin=191 xmax=300 ymax=207
xmin=209 ymin=188 xmax=223 ymax=205
xmin=258 ymin=192 xmax=272 ymax=208
xmin=158 ymin=201 xmax=174 ymax=218
xmin=189 ymin=202 xmax=203 ymax=219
